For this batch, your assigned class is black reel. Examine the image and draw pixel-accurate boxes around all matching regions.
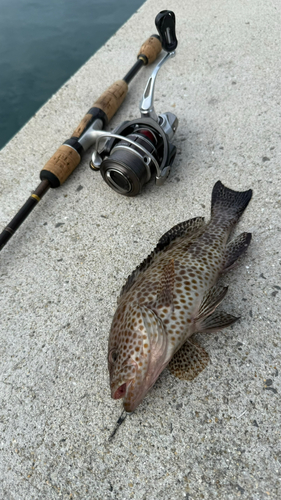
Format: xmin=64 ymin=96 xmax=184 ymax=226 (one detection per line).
xmin=90 ymin=10 xmax=178 ymax=196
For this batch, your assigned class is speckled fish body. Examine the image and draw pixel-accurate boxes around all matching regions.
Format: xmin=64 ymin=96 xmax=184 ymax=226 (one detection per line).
xmin=108 ymin=181 xmax=252 ymax=412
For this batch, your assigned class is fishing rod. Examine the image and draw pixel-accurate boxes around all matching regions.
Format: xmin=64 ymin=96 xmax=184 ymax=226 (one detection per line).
xmin=0 ymin=10 xmax=177 ymax=251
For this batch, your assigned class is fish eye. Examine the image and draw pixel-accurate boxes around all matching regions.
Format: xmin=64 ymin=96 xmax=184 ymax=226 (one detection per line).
xmin=109 ymin=349 xmax=118 ymax=363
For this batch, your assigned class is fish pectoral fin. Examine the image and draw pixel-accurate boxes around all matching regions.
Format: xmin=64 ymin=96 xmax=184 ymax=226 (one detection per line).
xmin=147 ymin=259 xmax=175 ymax=314
xmin=222 ymin=232 xmax=252 ymax=272
xmin=197 ymin=310 xmax=239 ymax=333
xmin=168 ymin=339 xmax=209 ymax=381
xmin=195 ymin=285 xmax=228 ymax=321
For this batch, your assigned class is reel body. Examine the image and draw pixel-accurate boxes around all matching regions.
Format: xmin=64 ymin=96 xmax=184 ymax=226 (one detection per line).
xmin=89 ymin=9 xmax=178 ymax=196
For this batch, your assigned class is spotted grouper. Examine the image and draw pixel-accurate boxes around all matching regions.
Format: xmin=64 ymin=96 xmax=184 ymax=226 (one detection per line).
xmin=108 ymin=181 xmax=252 ymax=412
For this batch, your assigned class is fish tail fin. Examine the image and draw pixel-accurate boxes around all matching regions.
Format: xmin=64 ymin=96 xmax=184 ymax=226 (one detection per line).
xmin=211 ymin=180 xmax=252 ymax=225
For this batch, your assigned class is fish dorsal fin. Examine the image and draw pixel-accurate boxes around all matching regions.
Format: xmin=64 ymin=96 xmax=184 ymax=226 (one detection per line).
xmin=168 ymin=339 xmax=209 ymax=381
xmin=147 ymin=259 xmax=175 ymax=315
xmin=119 ymin=217 xmax=205 ymax=298
xmin=119 ymin=248 xmax=157 ymax=299
xmin=157 ymin=217 xmax=205 ymax=251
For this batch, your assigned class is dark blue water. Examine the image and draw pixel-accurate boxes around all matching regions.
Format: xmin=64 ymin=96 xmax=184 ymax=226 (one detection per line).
xmin=0 ymin=0 xmax=145 ymax=150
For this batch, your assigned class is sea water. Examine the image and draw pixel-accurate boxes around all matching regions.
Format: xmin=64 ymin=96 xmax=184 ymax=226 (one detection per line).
xmin=0 ymin=0 xmax=145 ymax=150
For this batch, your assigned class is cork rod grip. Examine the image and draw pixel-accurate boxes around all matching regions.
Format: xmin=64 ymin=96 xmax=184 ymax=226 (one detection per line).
xmin=92 ymin=79 xmax=128 ymax=122
xmin=42 ymin=145 xmax=81 ymax=185
xmin=138 ymin=36 xmax=162 ymax=65
xmin=72 ymin=79 xmax=128 ymax=138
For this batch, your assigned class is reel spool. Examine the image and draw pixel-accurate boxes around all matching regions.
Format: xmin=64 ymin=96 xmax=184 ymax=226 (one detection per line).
xmin=89 ymin=10 xmax=178 ymax=196
xmin=100 ymin=122 xmax=161 ymax=196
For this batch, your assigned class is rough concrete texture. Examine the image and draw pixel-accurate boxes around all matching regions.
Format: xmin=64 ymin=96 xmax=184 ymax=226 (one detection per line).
xmin=0 ymin=0 xmax=280 ymax=499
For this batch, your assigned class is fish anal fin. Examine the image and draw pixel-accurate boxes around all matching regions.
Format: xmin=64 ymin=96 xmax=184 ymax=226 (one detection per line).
xmin=147 ymin=259 xmax=175 ymax=314
xmin=222 ymin=232 xmax=252 ymax=272
xmin=168 ymin=339 xmax=209 ymax=381
xmin=195 ymin=285 xmax=228 ymax=321
xmin=197 ymin=310 xmax=239 ymax=333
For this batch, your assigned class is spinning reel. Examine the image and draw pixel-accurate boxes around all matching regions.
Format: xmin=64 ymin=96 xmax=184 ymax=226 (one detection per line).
xmin=89 ymin=11 xmax=178 ymax=196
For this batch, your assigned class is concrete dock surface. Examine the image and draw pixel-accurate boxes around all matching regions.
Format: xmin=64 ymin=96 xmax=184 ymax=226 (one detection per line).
xmin=0 ymin=0 xmax=280 ymax=498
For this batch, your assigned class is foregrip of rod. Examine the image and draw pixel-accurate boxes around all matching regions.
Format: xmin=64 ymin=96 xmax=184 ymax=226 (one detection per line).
xmin=73 ymin=79 xmax=129 ymax=136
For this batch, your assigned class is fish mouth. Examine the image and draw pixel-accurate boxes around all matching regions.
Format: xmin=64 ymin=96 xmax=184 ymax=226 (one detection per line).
xmin=112 ymin=380 xmax=134 ymax=400
xmin=122 ymin=358 xmax=171 ymax=413
xmin=113 ymin=383 xmax=127 ymax=400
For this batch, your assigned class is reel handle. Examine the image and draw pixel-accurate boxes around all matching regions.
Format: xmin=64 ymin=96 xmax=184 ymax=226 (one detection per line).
xmin=155 ymin=10 xmax=177 ymax=53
